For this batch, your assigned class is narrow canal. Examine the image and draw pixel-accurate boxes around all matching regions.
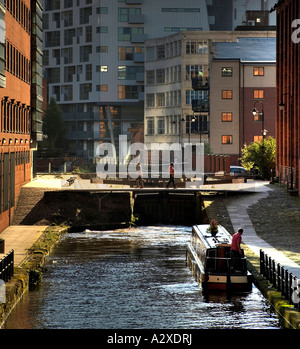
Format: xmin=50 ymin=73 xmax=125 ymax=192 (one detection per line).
xmin=4 ymin=226 xmax=282 ymax=329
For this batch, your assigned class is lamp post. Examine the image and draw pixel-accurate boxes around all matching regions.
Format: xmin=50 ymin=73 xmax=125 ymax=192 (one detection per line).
xmin=252 ymin=100 xmax=265 ymax=141
xmin=252 ymin=100 xmax=267 ymax=179
xmin=278 ymin=93 xmax=293 ymax=191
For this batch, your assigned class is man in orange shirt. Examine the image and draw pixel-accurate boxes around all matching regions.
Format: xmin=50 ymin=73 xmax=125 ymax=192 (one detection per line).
xmin=166 ymin=162 xmax=176 ymax=189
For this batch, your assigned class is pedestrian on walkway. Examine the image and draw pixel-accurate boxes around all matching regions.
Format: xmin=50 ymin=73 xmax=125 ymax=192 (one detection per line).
xmin=136 ymin=162 xmax=144 ymax=188
xmin=166 ymin=162 xmax=176 ymax=189
xmin=231 ymin=227 xmax=243 ymax=271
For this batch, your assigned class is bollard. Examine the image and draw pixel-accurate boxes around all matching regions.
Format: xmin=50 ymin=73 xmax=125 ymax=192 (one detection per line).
xmin=0 ymin=239 xmax=4 ymax=253
xmin=277 ymin=264 xmax=281 ymax=292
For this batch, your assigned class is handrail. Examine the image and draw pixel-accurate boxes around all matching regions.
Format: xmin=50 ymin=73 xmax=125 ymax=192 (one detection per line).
xmin=260 ymin=249 xmax=300 ymax=311
xmin=0 ymin=250 xmax=14 ymax=282
xmin=206 ymin=256 xmax=247 ymax=260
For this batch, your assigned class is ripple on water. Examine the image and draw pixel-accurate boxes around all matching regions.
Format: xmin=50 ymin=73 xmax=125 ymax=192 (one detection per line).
xmin=4 ymin=226 xmax=282 ymax=329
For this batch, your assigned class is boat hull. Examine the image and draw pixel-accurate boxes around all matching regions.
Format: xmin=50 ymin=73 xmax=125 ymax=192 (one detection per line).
xmin=187 ymin=243 xmax=252 ymax=293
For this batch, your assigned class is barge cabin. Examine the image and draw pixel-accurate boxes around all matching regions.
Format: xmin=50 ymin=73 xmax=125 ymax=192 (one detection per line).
xmin=187 ymin=224 xmax=252 ymax=292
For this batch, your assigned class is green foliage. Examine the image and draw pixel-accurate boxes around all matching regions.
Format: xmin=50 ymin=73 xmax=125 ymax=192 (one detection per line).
xmin=240 ymin=136 xmax=276 ymax=179
xmin=42 ymin=97 xmax=66 ymax=150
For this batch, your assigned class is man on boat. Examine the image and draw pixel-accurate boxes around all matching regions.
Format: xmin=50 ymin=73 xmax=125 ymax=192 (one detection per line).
xmin=230 ymin=228 xmax=243 ymax=271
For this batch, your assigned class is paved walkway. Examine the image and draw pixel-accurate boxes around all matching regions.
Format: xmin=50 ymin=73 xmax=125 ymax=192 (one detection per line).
xmin=225 ymin=185 xmax=300 ymax=279
xmin=0 ymin=226 xmax=48 ymax=267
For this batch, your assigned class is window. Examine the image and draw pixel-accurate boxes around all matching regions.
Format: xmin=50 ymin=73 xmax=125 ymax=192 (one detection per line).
xmin=186 ymin=64 xmax=207 ymax=79
xmin=254 ymin=67 xmax=264 ymax=76
xmin=86 ymin=26 xmax=92 ymax=42
xmin=118 ymin=85 xmax=138 ymax=99
xmin=118 ymin=27 xmax=131 ymax=41
xmin=222 ymin=135 xmax=233 ymax=144
xmin=64 ymin=66 xmax=75 ymax=82
xmin=253 ymin=89 xmax=264 ymax=99
xmin=157 ymin=117 xmax=165 ymax=134
xmin=62 ymin=10 xmax=73 ymax=27
xmin=96 ymin=27 xmax=108 ymax=33
xmin=186 ymin=90 xmax=208 ymax=105
xmin=80 ymin=83 xmax=92 ymax=99
xmin=146 ymin=70 xmax=155 ymax=84
xmin=118 ymin=66 xmax=144 ymax=80
xmin=80 ymin=45 xmax=92 ymax=62
xmin=222 ymin=90 xmax=233 ymax=99
xmin=146 ymin=46 xmax=155 ymax=61
xmin=86 ymin=64 xmax=92 ymax=80
xmin=45 ymin=31 xmax=61 ymax=47
xmin=147 ymin=117 xmax=154 ymax=135
xmin=80 ymin=7 xmax=92 ymax=25
xmin=156 ymin=93 xmax=165 ymax=107
xmin=97 ymin=7 xmax=108 ymax=14
xmin=186 ymin=40 xmax=208 ymax=54
xmin=118 ymin=7 xmax=141 ymax=22
xmin=96 ymin=46 xmax=108 ymax=53
xmin=222 ymin=67 xmax=233 ymax=77
xmin=118 ymin=47 xmax=133 ymax=60
xmin=146 ymin=93 xmax=155 ymax=108
xmin=157 ymin=45 xmax=165 ymax=60
xmin=222 ymin=112 xmax=232 ymax=122
xmin=254 ymin=135 xmax=263 ymax=142
xmin=156 ymin=69 xmax=165 ymax=84
xmin=97 ymin=85 xmax=108 ymax=92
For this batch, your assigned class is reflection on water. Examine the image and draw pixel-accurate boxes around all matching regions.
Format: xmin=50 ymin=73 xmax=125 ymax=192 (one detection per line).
xmin=4 ymin=226 xmax=281 ymax=329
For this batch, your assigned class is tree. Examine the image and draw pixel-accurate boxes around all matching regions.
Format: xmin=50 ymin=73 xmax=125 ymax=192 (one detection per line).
xmin=42 ymin=97 xmax=66 ymax=150
xmin=240 ymin=136 xmax=276 ymax=180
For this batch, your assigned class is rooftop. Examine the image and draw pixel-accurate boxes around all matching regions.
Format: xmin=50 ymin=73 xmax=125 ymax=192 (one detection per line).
xmin=212 ymin=37 xmax=276 ymax=63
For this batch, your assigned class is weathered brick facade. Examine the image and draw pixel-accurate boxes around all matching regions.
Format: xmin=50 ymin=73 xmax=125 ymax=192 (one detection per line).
xmin=275 ymin=0 xmax=300 ymax=194
xmin=0 ymin=0 xmax=32 ymax=232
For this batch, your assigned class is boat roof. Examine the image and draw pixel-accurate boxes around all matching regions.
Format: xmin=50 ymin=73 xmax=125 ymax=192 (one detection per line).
xmin=192 ymin=224 xmax=232 ymax=249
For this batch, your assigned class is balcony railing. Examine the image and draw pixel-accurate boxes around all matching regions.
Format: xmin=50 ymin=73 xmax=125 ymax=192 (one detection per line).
xmin=192 ymin=99 xmax=209 ymax=112
xmin=192 ymin=76 xmax=209 ymax=90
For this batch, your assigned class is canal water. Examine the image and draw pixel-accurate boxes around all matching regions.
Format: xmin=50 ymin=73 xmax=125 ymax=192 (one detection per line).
xmin=4 ymin=226 xmax=282 ymax=329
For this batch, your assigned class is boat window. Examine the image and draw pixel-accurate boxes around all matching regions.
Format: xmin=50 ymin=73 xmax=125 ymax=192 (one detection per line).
xmin=205 ymin=249 xmax=216 ymax=271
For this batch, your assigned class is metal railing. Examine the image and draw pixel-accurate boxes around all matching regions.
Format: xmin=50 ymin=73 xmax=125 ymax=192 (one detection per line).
xmin=260 ymin=249 xmax=300 ymax=310
xmin=0 ymin=250 xmax=14 ymax=282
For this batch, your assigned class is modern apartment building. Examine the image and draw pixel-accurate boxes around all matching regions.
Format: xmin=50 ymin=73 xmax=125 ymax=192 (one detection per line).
xmin=273 ymin=0 xmax=300 ymax=194
xmin=0 ymin=0 xmax=43 ymax=232
xmin=210 ymin=37 xmax=276 ymax=163
xmin=41 ymin=0 xmax=278 ymax=162
xmin=144 ymin=32 xmax=276 ymax=165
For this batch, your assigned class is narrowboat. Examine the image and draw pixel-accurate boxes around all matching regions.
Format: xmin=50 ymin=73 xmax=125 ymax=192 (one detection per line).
xmin=187 ymin=224 xmax=252 ymax=292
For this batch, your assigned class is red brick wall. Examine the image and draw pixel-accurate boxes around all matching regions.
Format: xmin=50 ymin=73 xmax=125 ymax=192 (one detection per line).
xmin=240 ymin=87 xmax=276 ymax=146
xmin=276 ymin=0 xmax=300 ymax=193
xmin=0 ymin=1 xmax=32 ymax=232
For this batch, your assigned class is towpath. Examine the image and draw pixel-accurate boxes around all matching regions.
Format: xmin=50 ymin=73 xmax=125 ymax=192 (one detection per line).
xmin=224 ymin=184 xmax=300 ymax=279
xmin=0 ymin=226 xmax=48 ymax=267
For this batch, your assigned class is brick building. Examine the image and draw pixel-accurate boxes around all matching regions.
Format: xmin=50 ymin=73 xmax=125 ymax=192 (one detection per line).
xmin=210 ymin=37 xmax=276 ymax=164
xmin=273 ymin=0 xmax=300 ymax=194
xmin=0 ymin=0 xmax=43 ymax=232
